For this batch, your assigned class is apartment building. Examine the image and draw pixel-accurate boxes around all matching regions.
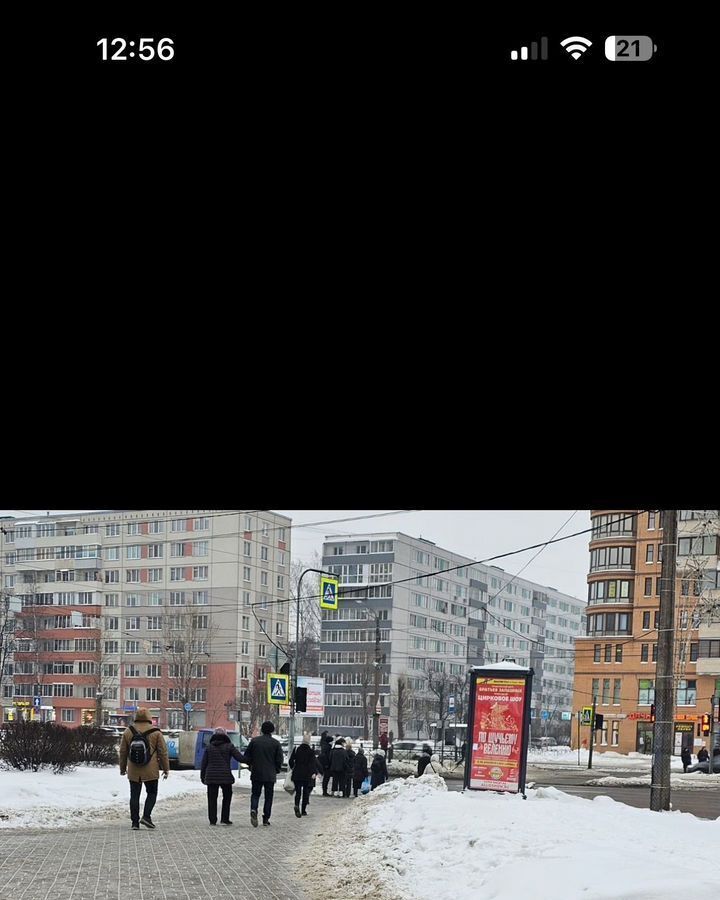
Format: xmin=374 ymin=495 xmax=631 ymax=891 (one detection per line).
xmin=571 ymin=510 xmax=720 ymax=755
xmin=0 ymin=509 xmax=291 ymax=730
xmin=319 ymin=532 xmax=586 ymax=740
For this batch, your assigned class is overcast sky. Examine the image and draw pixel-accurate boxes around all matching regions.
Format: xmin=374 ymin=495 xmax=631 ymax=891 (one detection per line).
xmin=1 ymin=509 xmax=591 ymax=601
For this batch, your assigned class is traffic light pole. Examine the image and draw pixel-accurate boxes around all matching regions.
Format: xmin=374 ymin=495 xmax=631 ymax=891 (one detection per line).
xmin=587 ymin=696 xmax=596 ymax=770
xmin=650 ymin=510 xmax=677 ymax=812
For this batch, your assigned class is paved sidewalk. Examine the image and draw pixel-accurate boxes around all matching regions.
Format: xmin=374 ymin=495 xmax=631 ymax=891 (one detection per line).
xmin=0 ymin=787 xmax=339 ymax=900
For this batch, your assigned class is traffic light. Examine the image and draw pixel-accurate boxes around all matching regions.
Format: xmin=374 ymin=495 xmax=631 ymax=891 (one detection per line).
xmin=701 ymin=713 xmax=711 ymax=736
xmin=594 ymin=714 xmax=604 ymax=731
xmin=295 ymin=686 xmax=307 ymax=712
xmin=650 ymin=704 xmax=656 ymax=723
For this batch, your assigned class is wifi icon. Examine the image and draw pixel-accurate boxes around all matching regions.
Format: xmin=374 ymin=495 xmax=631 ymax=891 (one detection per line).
xmin=560 ymin=36 xmax=592 ymax=60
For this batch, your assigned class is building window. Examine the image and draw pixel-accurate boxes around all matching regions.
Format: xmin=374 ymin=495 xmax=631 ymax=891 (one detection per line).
xmin=591 ymin=679 xmax=599 ymax=702
xmin=245 ymin=515 xmax=252 ymax=531
xmin=105 ymin=571 xmax=119 ymax=584
xmin=61 ymin=709 xmax=75 ymax=723
xmin=604 ymin=644 xmax=612 ymax=662
xmin=244 ymin=541 xmax=251 ymax=557
xmin=644 ymin=578 xmax=652 ymax=597
xmin=613 ymin=679 xmax=621 ymax=705
xmin=646 ymin=544 xmax=654 ymax=564
xmin=615 ymin=644 xmax=623 ymax=662
xmin=642 ymin=611 xmax=650 ymax=630
xmin=194 ymin=517 xmax=209 ymax=530
xmin=677 ymin=535 xmax=719 ymax=557
xmin=652 ymin=643 xmax=657 ymax=662
xmin=638 ymin=679 xmax=654 ymax=705
xmin=126 ymin=569 xmax=140 ymax=583
xmin=126 ymin=545 xmax=141 ymax=560
xmin=648 ymin=511 xmax=656 ymax=530
xmin=641 ymin=643 xmax=649 ymax=662
xmin=170 ymin=567 xmax=185 ymax=581
xmin=277 ymin=575 xmax=284 ymax=591
xmin=105 ymin=524 xmax=120 ymax=536
xmin=601 ymin=679 xmax=610 ymax=705
xmin=242 ymin=616 xmax=250 ymax=630
xmin=241 ymin=641 xmax=249 ymax=655
xmin=148 ymin=544 xmax=163 ymax=559
xmin=243 ymin=567 xmax=251 ymax=582
xmin=171 ymin=519 xmax=186 ymax=532
xmin=675 ymin=679 xmax=696 ymax=706
xmin=611 ymin=721 xmax=620 ymax=746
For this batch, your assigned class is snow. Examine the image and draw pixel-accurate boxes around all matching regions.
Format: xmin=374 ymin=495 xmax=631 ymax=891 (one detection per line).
xmin=528 ymin=747 xmax=686 ymax=769
xmin=0 ymin=765 xmax=250 ymax=829
xmin=471 ymin=662 xmax=530 ymax=671
xmin=298 ymin=774 xmax=720 ymax=900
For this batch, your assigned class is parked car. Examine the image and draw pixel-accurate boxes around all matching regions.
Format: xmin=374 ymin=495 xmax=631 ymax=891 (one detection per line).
xmin=392 ymin=740 xmax=428 ymax=761
xmin=531 ymin=737 xmax=558 ymax=750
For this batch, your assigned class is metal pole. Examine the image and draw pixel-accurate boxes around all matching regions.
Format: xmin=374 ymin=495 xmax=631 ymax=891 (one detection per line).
xmin=650 ymin=510 xmax=677 ymax=812
xmin=588 ymin=696 xmax=596 ymax=770
xmin=709 ymin=694 xmax=718 ymax=775
xmin=577 ymin=711 xmax=580 ymax=767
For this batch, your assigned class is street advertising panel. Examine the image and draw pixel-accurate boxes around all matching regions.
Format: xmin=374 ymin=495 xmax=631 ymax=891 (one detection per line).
xmin=465 ymin=665 xmax=533 ymax=796
xmin=279 ymin=676 xmax=325 ymax=717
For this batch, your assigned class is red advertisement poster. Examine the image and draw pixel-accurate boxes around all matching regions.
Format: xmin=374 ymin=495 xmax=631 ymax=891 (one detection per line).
xmin=470 ymin=677 xmax=527 ymax=792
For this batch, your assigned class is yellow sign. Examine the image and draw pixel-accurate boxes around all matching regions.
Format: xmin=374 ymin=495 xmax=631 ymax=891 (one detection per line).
xmin=267 ymin=673 xmax=289 ymax=705
xmin=580 ymin=706 xmax=593 ymax=726
xmin=319 ymin=576 xmax=339 ymax=610
xmin=15 ymin=700 xmax=31 ymax=707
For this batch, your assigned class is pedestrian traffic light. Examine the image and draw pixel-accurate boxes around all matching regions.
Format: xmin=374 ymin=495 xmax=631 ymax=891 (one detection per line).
xmin=594 ymin=714 xmax=604 ymax=731
xmin=295 ymin=686 xmax=307 ymax=713
xmin=650 ymin=704 xmax=656 ymax=723
xmin=701 ymin=713 xmax=711 ymax=735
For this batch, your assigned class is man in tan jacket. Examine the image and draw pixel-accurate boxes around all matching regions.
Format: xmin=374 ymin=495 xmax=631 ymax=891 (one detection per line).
xmin=119 ymin=708 xmax=170 ymax=830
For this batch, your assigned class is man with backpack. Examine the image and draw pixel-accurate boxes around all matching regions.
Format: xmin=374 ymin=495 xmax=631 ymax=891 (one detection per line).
xmin=119 ymin=708 xmax=170 ymax=830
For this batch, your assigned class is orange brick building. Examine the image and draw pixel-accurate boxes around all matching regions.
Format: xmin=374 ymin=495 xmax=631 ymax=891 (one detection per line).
xmin=572 ymin=510 xmax=720 ymax=756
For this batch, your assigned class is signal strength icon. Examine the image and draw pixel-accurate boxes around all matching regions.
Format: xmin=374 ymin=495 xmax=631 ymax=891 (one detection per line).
xmin=509 ymin=37 xmax=548 ymax=61
xmin=560 ymin=36 xmax=592 ymax=60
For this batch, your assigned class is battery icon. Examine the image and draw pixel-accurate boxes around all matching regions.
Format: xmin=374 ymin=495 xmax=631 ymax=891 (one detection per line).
xmin=604 ymin=35 xmax=657 ymax=61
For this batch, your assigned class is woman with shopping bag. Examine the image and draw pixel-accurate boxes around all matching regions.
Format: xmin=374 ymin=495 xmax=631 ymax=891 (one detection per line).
xmin=352 ymin=745 xmax=368 ymax=797
xmin=288 ymin=733 xmax=321 ymax=817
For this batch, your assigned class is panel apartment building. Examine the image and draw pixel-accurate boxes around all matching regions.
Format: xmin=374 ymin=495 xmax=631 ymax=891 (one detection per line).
xmin=0 ymin=509 xmax=291 ymax=731
xmin=571 ymin=510 xmax=720 ymax=755
xmin=319 ymin=531 xmax=586 ymax=740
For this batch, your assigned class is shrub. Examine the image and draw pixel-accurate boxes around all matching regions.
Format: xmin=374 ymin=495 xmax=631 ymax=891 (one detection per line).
xmin=75 ymin=726 xmax=119 ymax=766
xmin=0 ymin=720 xmax=78 ymax=772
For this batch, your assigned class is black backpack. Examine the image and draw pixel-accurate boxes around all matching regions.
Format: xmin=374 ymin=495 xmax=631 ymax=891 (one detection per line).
xmin=128 ymin=725 xmax=160 ymax=766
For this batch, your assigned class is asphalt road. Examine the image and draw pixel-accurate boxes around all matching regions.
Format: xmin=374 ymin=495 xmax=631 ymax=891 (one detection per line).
xmin=445 ymin=764 xmax=719 ymax=819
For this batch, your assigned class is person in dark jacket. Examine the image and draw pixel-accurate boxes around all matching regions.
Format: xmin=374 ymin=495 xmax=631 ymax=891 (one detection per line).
xmin=343 ymin=738 xmax=356 ymax=797
xmin=352 ymin=746 xmax=368 ymax=796
xmin=370 ymin=749 xmax=388 ymax=790
xmin=681 ymin=745 xmax=692 ymax=773
xmin=243 ymin=721 xmax=284 ymax=826
xmin=417 ymin=744 xmax=433 ymax=777
xmin=697 ymin=746 xmax=709 ymax=763
xmin=289 ymin=733 xmax=320 ymax=817
xmin=319 ymin=731 xmax=333 ymax=796
xmin=330 ymin=738 xmax=347 ymax=796
xmin=200 ymin=727 xmax=245 ymax=825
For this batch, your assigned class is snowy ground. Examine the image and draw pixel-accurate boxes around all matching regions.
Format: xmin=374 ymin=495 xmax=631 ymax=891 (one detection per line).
xmin=298 ymin=773 xmax=720 ymax=900
xmin=527 ymin=748 xmax=686 ymax=768
xmin=0 ymin=765 xmax=254 ymax=829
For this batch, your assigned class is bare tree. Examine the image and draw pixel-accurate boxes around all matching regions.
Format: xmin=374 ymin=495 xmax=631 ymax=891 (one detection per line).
xmin=289 ymin=557 xmax=322 ymax=677
xmin=0 ymin=591 xmax=19 ymax=708
xmin=163 ymin=605 xmax=218 ymax=730
xmin=237 ymin=675 xmax=273 ymax=738
xmin=358 ymin=660 xmax=377 ymax=740
xmin=392 ymin=675 xmax=415 ymax=740
xmin=426 ymin=663 xmax=454 ymax=744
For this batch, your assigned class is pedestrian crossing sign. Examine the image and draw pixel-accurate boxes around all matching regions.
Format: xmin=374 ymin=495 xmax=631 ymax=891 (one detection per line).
xmin=268 ymin=673 xmax=289 ymax=705
xmin=319 ymin=576 xmax=339 ymax=610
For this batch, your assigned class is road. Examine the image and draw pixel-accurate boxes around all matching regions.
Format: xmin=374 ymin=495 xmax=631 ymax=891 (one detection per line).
xmin=445 ymin=764 xmax=719 ymax=819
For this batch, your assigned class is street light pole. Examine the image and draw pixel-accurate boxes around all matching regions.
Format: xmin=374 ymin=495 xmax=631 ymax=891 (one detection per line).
xmin=289 ymin=568 xmax=337 ymax=756
xmin=354 ymin=593 xmax=382 ymax=750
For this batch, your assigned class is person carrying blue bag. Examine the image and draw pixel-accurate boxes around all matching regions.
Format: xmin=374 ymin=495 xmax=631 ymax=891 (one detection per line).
xmin=352 ymin=745 xmax=368 ymax=797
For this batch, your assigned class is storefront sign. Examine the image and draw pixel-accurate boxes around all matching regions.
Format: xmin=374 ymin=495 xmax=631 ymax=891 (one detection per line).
xmin=465 ymin=667 xmax=532 ymax=795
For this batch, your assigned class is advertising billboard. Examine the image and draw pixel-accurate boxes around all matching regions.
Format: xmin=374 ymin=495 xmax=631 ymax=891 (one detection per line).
xmin=280 ymin=676 xmax=325 ymax=718
xmin=465 ymin=665 xmax=533 ymax=796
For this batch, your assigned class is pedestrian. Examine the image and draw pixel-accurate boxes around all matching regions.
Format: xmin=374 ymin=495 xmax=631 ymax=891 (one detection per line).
xmin=697 ymin=746 xmax=709 ymax=763
xmin=243 ymin=721 xmax=284 ymax=827
xmin=288 ymin=732 xmax=320 ymax=817
xmin=343 ymin=738 xmax=355 ymax=797
xmin=330 ymin=737 xmax=347 ymax=796
xmin=459 ymin=740 xmax=466 ymax=763
xmin=119 ymin=707 xmax=169 ymax=830
xmin=200 ymin=726 xmax=245 ymax=826
xmin=352 ymin=745 xmax=368 ymax=796
xmin=681 ymin=745 xmax=692 ymax=773
xmin=319 ymin=730 xmax=333 ymax=796
xmin=417 ymin=744 xmax=433 ymax=777
xmin=379 ymin=731 xmax=389 ymax=752
xmin=370 ymin=748 xmax=388 ymax=790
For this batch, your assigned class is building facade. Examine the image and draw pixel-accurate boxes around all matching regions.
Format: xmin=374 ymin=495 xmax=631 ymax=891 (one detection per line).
xmin=0 ymin=509 xmax=291 ymax=731
xmin=319 ymin=532 xmax=586 ymax=740
xmin=571 ymin=510 xmax=720 ymax=755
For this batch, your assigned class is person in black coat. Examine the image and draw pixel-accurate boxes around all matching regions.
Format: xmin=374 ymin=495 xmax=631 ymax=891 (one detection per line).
xmin=343 ymin=739 xmax=356 ymax=797
xmin=681 ymin=746 xmax=692 ymax=773
xmin=243 ymin=721 xmax=284 ymax=826
xmin=200 ymin=727 xmax=245 ymax=825
xmin=330 ymin=738 xmax=347 ymax=796
xmin=696 ymin=746 xmax=709 ymax=763
xmin=370 ymin=749 xmax=388 ymax=790
xmin=417 ymin=744 xmax=433 ymax=777
xmin=319 ymin=731 xmax=333 ymax=796
xmin=352 ymin=746 xmax=368 ymax=796
xmin=289 ymin=733 xmax=321 ymax=817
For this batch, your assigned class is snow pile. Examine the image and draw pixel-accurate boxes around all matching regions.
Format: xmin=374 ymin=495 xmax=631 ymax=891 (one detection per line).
xmin=387 ymin=759 xmax=462 ymax=779
xmin=299 ymin=775 xmax=720 ymax=900
xmin=588 ymin=772 xmax=720 ymax=789
xmin=0 ymin=766 xmax=213 ymax=829
xmin=529 ymin=747 xmax=686 ymax=770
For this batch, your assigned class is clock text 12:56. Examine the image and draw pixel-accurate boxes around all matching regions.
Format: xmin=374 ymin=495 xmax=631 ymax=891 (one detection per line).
xmin=97 ymin=38 xmax=175 ymax=61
